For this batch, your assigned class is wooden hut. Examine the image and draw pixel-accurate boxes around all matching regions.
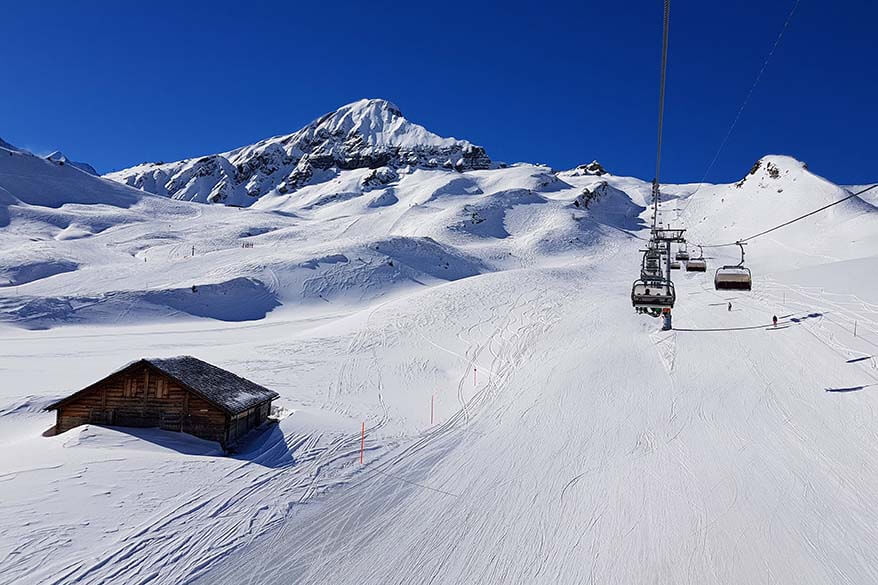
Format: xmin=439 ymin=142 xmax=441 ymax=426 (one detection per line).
xmin=47 ymin=356 xmax=278 ymax=448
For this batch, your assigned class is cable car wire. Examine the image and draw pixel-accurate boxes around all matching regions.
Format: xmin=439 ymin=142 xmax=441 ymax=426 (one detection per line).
xmin=677 ymin=0 xmax=802 ymax=219
xmin=700 ymin=183 xmax=878 ymax=248
xmin=655 ymin=0 xmax=670 ymax=188
xmin=652 ymin=0 xmax=671 ymax=230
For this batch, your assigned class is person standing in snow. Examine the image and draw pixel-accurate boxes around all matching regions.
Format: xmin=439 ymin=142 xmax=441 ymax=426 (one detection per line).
xmin=773 ymin=315 xmax=778 ymax=327
xmin=728 ymin=302 xmax=732 ymax=312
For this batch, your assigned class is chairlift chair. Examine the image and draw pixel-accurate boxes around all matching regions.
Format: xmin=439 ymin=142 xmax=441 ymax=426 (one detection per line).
xmin=670 ymin=260 xmax=681 ymax=270
xmin=714 ymin=242 xmax=752 ymax=290
xmin=641 ymin=249 xmax=662 ymax=277
xmin=686 ymin=245 xmax=706 ymax=272
xmin=675 ymin=242 xmax=689 ymax=261
xmin=632 ymin=277 xmax=676 ymax=316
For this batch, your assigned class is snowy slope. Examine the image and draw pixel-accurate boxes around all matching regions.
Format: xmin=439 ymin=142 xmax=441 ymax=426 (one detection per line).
xmin=1 ymin=121 xmax=878 ymax=585
xmin=2 ymin=129 xmax=641 ymax=330
xmin=677 ymin=155 xmax=877 ymax=271
xmin=45 ymin=151 xmax=98 ymax=175
xmin=105 ymin=99 xmax=492 ymax=206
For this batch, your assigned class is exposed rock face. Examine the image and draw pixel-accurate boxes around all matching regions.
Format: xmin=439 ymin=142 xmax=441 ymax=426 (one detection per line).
xmin=360 ymin=167 xmax=399 ymax=192
xmin=736 ymin=157 xmax=796 ymax=188
xmin=105 ymin=99 xmax=492 ymax=206
xmin=566 ymin=160 xmax=607 ymax=177
xmin=572 ymin=181 xmax=611 ymax=209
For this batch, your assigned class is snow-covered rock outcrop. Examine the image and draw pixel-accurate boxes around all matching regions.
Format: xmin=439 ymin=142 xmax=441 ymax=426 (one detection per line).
xmin=105 ymin=99 xmax=492 ymax=206
xmin=45 ymin=151 xmax=98 ymax=175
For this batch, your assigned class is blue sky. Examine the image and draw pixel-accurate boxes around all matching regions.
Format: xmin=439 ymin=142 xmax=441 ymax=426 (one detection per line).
xmin=2 ymin=0 xmax=875 ymax=184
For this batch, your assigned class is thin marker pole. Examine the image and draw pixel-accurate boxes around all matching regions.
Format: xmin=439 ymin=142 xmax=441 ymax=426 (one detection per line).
xmin=360 ymin=422 xmax=365 ymax=464
xmin=473 ymin=367 xmax=477 ymax=387
xmin=854 ymin=320 xmax=858 ymax=338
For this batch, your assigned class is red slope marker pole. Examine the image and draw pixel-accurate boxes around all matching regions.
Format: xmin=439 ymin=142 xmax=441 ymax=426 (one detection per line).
xmin=360 ymin=422 xmax=365 ymax=464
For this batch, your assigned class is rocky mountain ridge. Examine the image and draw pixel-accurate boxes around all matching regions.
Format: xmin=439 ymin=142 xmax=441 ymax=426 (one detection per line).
xmin=105 ymin=99 xmax=492 ymax=206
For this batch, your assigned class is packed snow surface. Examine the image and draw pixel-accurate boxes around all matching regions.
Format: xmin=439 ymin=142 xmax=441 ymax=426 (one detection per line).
xmin=1 ymin=119 xmax=878 ymax=585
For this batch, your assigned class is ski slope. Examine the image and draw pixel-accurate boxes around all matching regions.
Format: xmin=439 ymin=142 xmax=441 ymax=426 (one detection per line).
xmin=1 ymin=133 xmax=878 ymax=584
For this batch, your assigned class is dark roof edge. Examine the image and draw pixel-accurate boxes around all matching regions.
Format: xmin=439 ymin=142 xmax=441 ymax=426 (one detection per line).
xmin=46 ymin=359 xmax=149 ymax=411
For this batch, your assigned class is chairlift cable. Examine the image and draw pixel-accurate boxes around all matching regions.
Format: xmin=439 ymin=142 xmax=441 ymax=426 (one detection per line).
xmin=652 ymin=0 xmax=671 ymax=231
xmin=677 ymin=0 xmax=801 ymax=220
xmin=699 ymin=183 xmax=878 ymax=248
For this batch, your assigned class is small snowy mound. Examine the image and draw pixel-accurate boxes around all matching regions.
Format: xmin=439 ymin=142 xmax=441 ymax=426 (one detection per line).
xmin=452 ymin=189 xmax=547 ymax=238
xmin=425 ymin=177 xmax=484 ymax=202
xmin=372 ymin=236 xmax=485 ymax=281
xmin=55 ymin=224 xmax=95 ymax=240
xmin=0 ymin=277 xmax=280 ymax=330
xmin=0 ymin=258 xmax=79 ymax=287
xmin=281 ymin=236 xmax=486 ymax=304
xmin=45 ymin=151 xmax=98 ymax=175
xmin=570 ymin=181 xmax=646 ymax=231
xmin=367 ymin=189 xmax=398 ymax=208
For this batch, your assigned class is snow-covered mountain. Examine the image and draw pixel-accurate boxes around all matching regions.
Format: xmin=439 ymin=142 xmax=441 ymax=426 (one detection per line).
xmin=105 ymin=99 xmax=492 ymax=206
xmin=0 ymin=130 xmax=631 ymax=329
xmin=3 ymin=112 xmax=878 ymax=585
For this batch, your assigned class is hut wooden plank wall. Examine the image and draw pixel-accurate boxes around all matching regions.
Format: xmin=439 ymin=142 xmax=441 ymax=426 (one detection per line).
xmin=47 ymin=356 xmax=278 ymax=448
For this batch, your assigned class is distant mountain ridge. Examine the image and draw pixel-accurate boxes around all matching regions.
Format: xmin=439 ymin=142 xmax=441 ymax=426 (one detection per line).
xmin=105 ymin=99 xmax=493 ymax=206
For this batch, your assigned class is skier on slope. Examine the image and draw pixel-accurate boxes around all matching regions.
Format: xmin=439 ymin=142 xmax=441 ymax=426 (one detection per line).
xmin=773 ymin=315 xmax=778 ymax=327
xmin=728 ymin=302 xmax=732 ymax=312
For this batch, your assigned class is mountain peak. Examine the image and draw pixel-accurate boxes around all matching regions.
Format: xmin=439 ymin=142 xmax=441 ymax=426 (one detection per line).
xmin=341 ymin=98 xmax=402 ymax=116
xmin=302 ymin=98 xmax=465 ymax=152
xmin=107 ymin=99 xmax=492 ymax=205
xmin=735 ymin=155 xmax=808 ymax=188
xmin=312 ymin=98 xmax=403 ymax=130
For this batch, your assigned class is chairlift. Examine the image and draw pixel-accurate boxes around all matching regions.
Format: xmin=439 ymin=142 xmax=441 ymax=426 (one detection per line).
xmin=632 ymin=277 xmax=675 ymax=316
xmin=653 ymin=228 xmax=685 ymax=241
xmin=670 ymin=260 xmax=681 ymax=270
xmin=641 ymin=249 xmax=662 ymax=277
xmin=675 ymin=242 xmax=689 ymax=261
xmin=714 ymin=242 xmax=752 ymax=290
xmin=686 ymin=245 xmax=706 ymax=272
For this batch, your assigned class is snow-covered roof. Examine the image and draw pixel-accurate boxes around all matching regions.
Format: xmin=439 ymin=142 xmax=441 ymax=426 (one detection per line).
xmin=146 ymin=356 xmax=278 ymax=414
xmin=48 ymin=356 xmax=278 ymax=415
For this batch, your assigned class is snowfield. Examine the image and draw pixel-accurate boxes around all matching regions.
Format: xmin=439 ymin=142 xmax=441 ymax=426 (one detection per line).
xmin=1 ymin=106 xmax=877 ymax=584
